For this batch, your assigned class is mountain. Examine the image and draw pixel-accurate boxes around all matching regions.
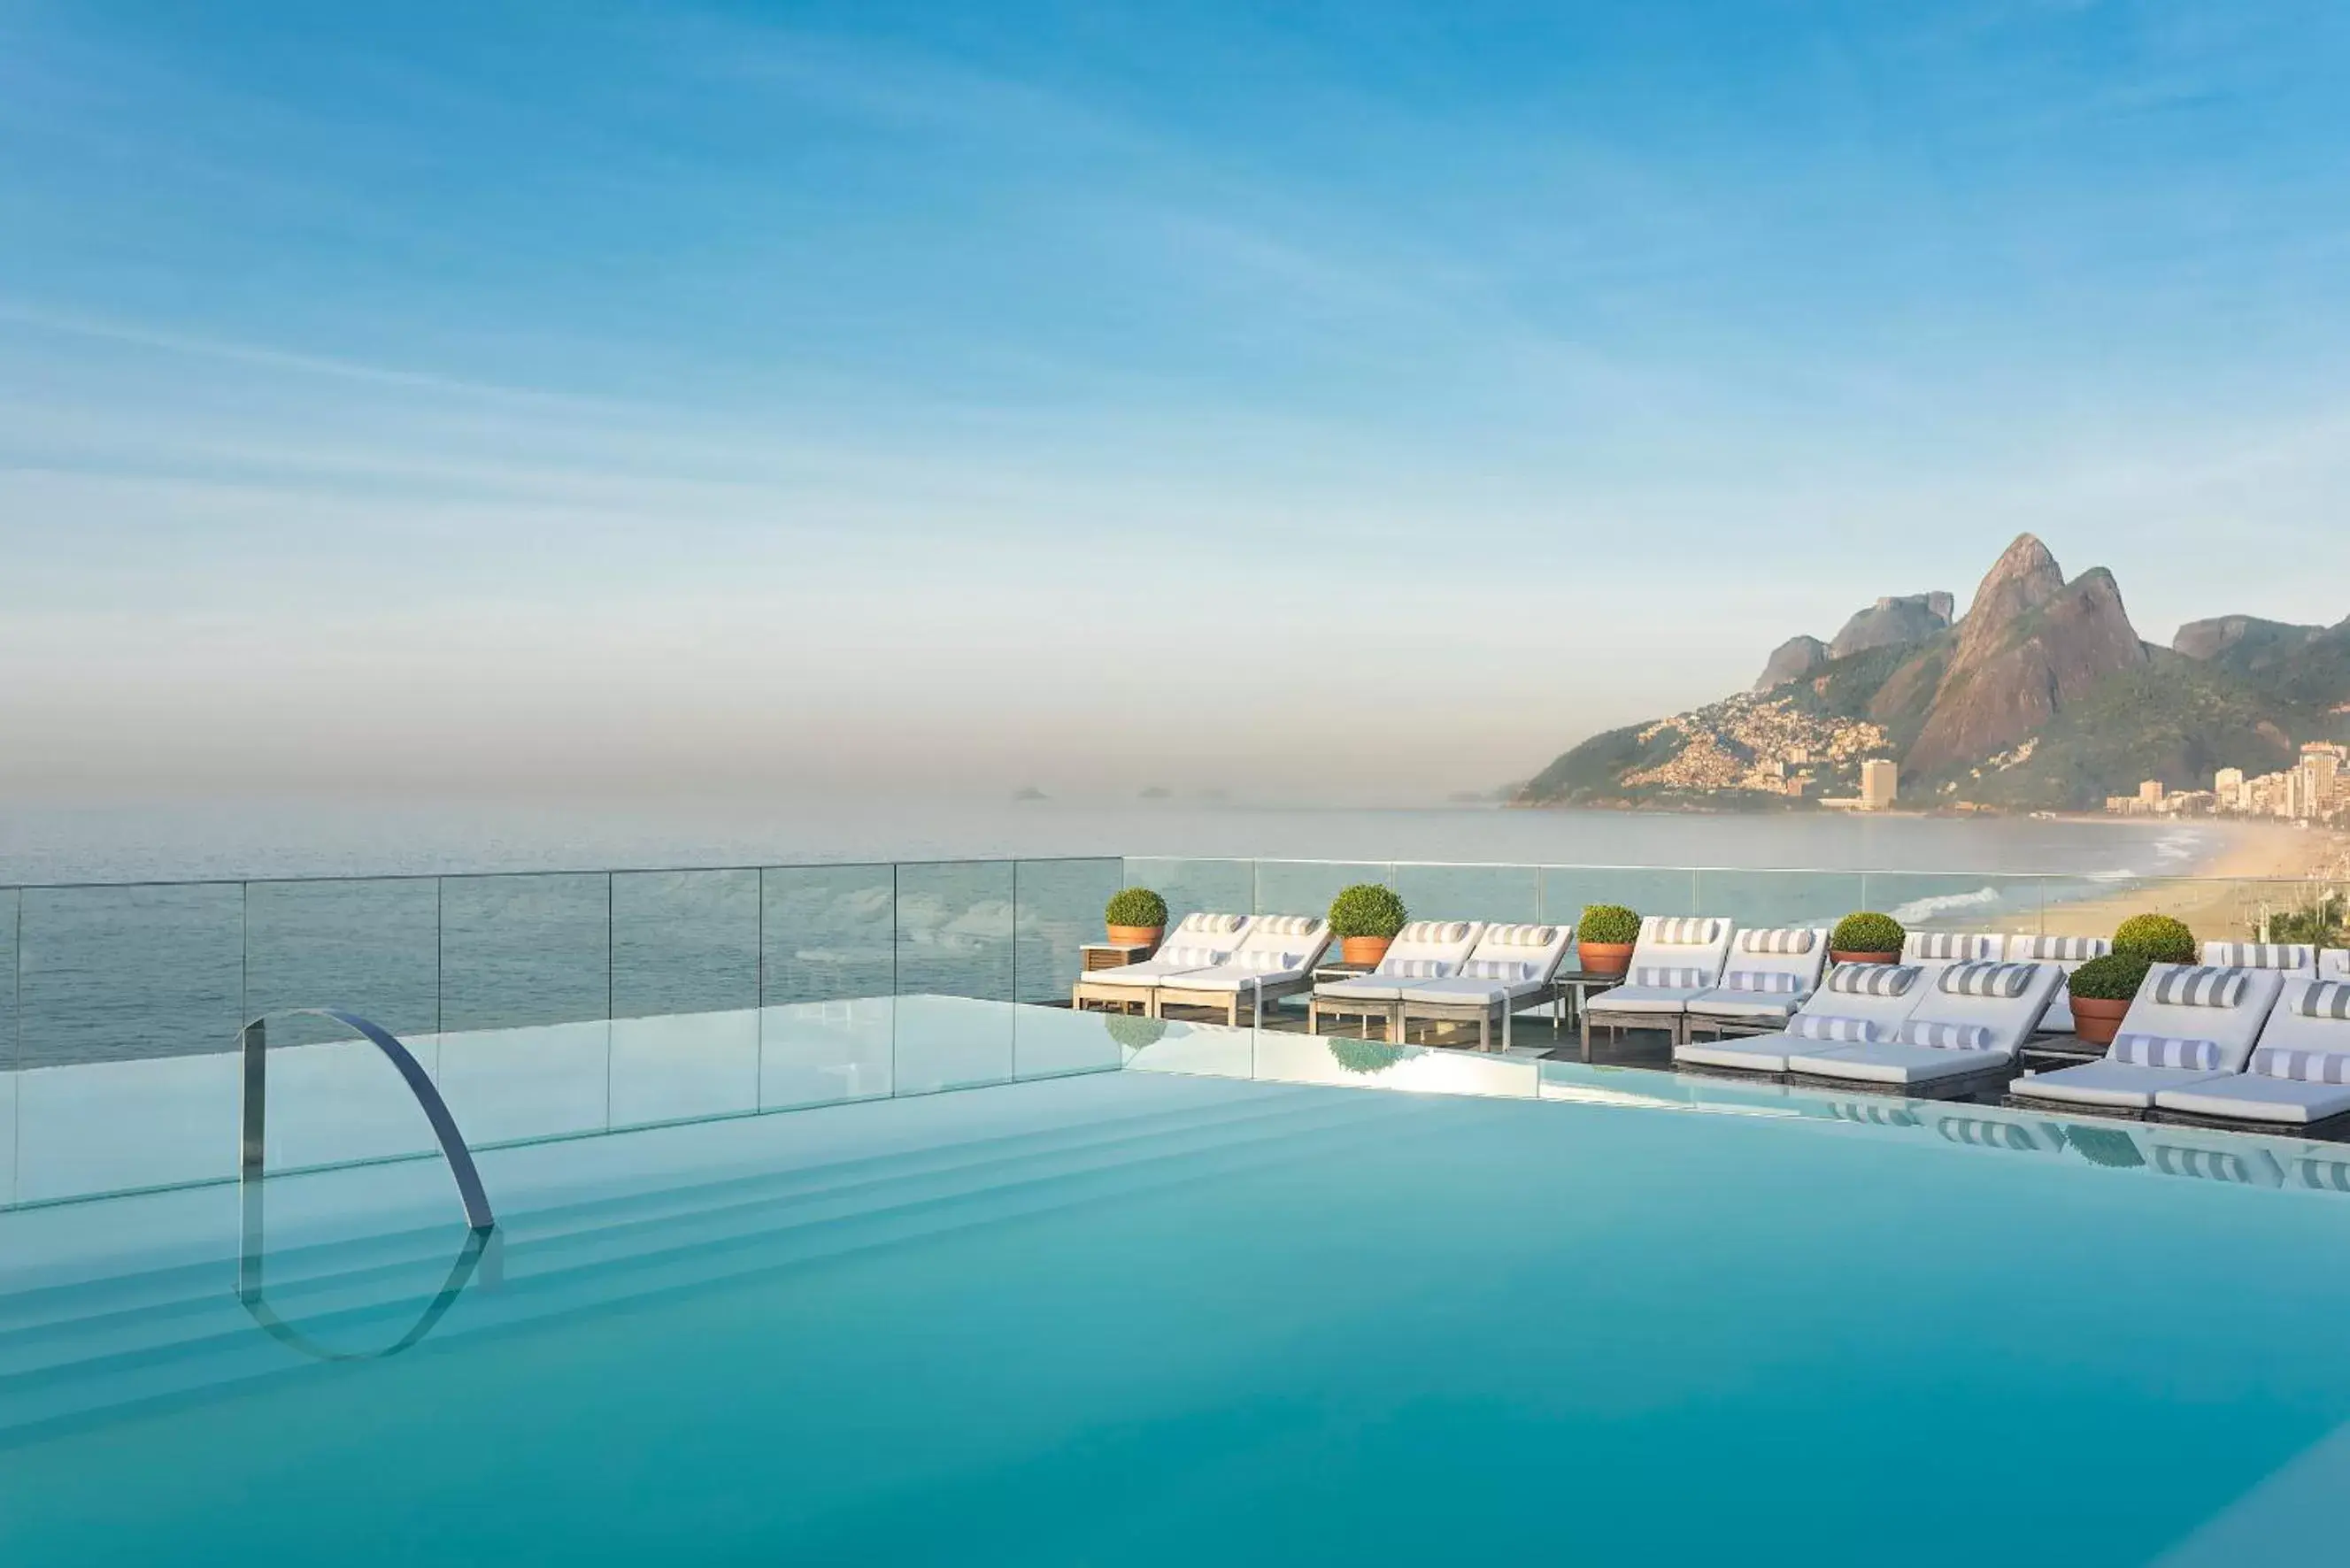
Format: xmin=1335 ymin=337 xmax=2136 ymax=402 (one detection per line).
xmin=1747 ymin=593 xmax=1952 ymax=691
xmin=1901 ymin=537 xmax=2148 ymax=777
xmin=1519 ymin=534 xmax=2345 ymax=812
xmin=1752 ymin=635 xmax=1829 ymax=693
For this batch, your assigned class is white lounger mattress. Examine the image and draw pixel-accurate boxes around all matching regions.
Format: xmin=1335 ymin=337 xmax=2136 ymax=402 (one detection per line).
xmin=1588 ymin=984 xmax=1704 ymax=1015
xmin=1675 ymin=1032 xmax=1817 ymax=1073
xmin=1400 ymin=976 xmax=1548 ymax=1005
xmin=2154 ymin=1075 xmax=2350 ymax=1126
xmin=1786 ymin=1041 xmax=2009 ymax=1088
xmin=2008 ymin=1059 xmax=2236 ymax=1111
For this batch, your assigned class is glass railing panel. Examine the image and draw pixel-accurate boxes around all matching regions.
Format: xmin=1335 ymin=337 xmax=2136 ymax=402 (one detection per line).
xmin=1857 ymin=871 xmax=2050 ymax=944
xmin=761 ymin=863 xmax=895 ymax=1004
xmin=2034 ymin=874 xmax=2211 ymax=943
xmin=1 ymin=887 xmax=17 ymax=1072
xmin=1121 ymin=857 xmax=1253 ymax=926
xmin=895 ymin=860 xmax=1015 ymax=1002
xmin=1693 ymin=869 xmax=1868 ymax=936
xmin=1013 ymin=857 xmax=1123 ymax=1005
xmin=17 ymin=881 xmax=245 ymax=1067
xmin=1537 ymin=866 xmax=1698 ymax=934
xmin=437 ymin=872 xmax=612 ymax=1033
xmin=890 ymin=994 xmax=1015 ymax=1095
xmin=432 ymin=1018 xmax=614 ymax=1147
xmin=607 ymin=867 xmax=762 ymax=1126
xmin=759 ymin=996 xmax=896 ymax=1111
xmin=2241 ymin=880 xmax=2346 ymax=949
xmin=1255 ymin=860 xmax=1389 ymax=924
xmin=1392 ymin=863 xmax=1540 ymax=926
xmin=243 ymin=878 xmax=441 ymax=1048
xmin=1012 ymin=1003 xmax=1125 ymax=1080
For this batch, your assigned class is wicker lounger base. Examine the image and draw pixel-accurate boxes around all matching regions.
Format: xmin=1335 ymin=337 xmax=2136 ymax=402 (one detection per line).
xmin=2144 ymin=1103 xmax=2350 ymax=1139
xmin=1786 ymin=1062 xmax=2016 ymax=1104
xmin=1308 ymin=996 xmax=1400 ymax=1041
xmin=1582 ymin=1007 xmax=1686 ymax=1054
xmin=1153 ymin=974 xmax=1315 ymax=1028
xmin=1398 ymin=985 xmax=1563 ymax=1052
xmin=1070 ymin=980 xmax=1157 ymax=1017
xmin=1680 ymin=1014 xmax=1793 ymax=1043
xmin=1999 ymin=1091 xmax=2152 ymax=1122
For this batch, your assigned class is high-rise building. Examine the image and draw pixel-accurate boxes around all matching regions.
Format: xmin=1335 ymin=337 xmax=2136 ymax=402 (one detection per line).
xmin=2138 ymin=779 xmax=2165 ymax=807
xmin=1861 ymin=758 xmax=1898 ymax=811
xmin=2215 ymin=767 xmax=2245 ymax=808
xmin=2301 ymin=746 xmax=2340 ymax=816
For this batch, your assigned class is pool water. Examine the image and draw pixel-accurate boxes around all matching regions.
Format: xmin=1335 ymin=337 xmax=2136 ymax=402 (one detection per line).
xmin=5 ymin=1003 xmax=2350 ymax=1564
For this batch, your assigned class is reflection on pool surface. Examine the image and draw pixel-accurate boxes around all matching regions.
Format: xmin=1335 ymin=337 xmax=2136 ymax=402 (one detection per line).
xmin=4 ymin=999 xmax=2349 ymax=1564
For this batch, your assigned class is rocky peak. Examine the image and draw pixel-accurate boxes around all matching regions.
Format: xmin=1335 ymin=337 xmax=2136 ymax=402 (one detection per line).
xmin=2172 ymin=614 xmax=2323 ymax=663
xmin=1827 ymin=592 xmax=1955 ymax=661
xmin=1905 ymin=541 xmax=2146 ymax=778
xmin=1752 ymin=634 xmax=1829 ymax=693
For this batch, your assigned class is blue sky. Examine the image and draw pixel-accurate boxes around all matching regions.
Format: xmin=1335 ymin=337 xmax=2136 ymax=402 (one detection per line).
xmin=4 ymin=1 xmax=2348 ymax=801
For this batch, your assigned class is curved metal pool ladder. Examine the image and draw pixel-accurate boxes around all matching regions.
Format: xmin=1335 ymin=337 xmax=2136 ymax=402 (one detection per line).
xmin=235 ymin=1009 xmax=498 ymax=1361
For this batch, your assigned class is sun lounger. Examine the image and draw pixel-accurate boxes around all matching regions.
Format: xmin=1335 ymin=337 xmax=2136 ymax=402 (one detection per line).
xmin=1582 ymin=917 xmax=1735 ymax=1050
xmin=1069 ymin=911 xmax=1250 ymax=1014
xmin=2200 ymin=941 xmax=2317 ymax=977
xmin=2003 ymin=934 xmax=2111 ymax=1034
xmin=1151 ymin=915 xmax=1331 ymax=1026
xmin=2153 ymin=978 xmax=2350 ymax=1127
xmin=1396 ymin=922 xmax=1574 ymax=1049
xmin=1309 ymin=919 xmax=1484 ymax=1041
xmin=2007 ymin=963 xmax=2287 ymax=1113
xmin=1673 ymin=959 xmax=1925 ymax=1076
xmin=1900 ymin=931 xmax=2005 ymax=979
xmin=1682 ymin=927 xmax=1830 ymax=1041
xmin=2142 ymin=1131 xmax=2285 ymax=1188
xmin=1785 ymin=960 xmax=2062 ymax=1094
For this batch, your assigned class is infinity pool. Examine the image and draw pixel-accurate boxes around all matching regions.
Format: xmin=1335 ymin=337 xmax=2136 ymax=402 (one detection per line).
xmin=4 ymin=1002 xmax=2348 ymax=1564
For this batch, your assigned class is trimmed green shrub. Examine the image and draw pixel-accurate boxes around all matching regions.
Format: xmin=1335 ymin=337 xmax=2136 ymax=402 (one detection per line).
xmin=2065 ymin=1125 xmax=2146 ymax=1169
xmin=1104 ymin=1014 xmax=1167 ymax=1052
xmin=1329 ymin=1038 xmax=1408 ymax=1076
xmin=2112 ymin=913 xmax=2196 ymax=965
xmin=1104 ymin=887 xmax=1168 ymax=927
xmin=1328 ymin=883 xmax=1408 ymax=940
xmin=2068 ymin=951 xmax=2152 ymax=1003
xmin=1830 ymin=911 xmax=1906 ymax=955
xmin=1576 ymin=904 xmax=1641 ymax=945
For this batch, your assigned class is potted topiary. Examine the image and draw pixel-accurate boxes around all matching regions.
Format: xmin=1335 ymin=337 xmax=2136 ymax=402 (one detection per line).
xmin=1104 ymin=1014 xmax=1168 ymax=1053
xmin=1576 ymin=904 xmax=1641 ymax=977
xmin=1328 ymin=883 xmax=1408 ymax=966
xmin=1104 ymin=887 xmax=1168 ymax=950
xmin=2112 ymin=912 xmax=2196 ymax=965
xmin=2064 ymin=952 xmax=2149 ymax=1045
xmin=1329 ymin=1038 xmax=1408 ymax=1076
xmin=1830 ymin=911 xmax=1906 ymax=965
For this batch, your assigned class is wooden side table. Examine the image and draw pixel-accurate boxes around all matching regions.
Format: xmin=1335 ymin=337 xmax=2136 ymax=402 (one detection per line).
xmin=1081 ymin=941 xmax=1154 ymax=972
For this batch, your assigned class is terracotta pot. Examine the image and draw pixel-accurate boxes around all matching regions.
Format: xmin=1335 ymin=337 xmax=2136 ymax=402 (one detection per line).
xmin=1578 ymin=941 xmax=1634 ymax=978
xmin=1106 ymin=925 xmax=1162 ymax=952
xmin=1341 ymin=935 xmax=1393 ymax=967
xmin=2070 ymin=995 xmax=2130 ymax=1046
xmin=1830 ymin=949 xmax=1899 ymax=965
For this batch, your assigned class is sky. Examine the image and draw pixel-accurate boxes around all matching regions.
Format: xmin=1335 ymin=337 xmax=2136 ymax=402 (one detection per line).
xmin=4 ymin=0 xmax=2349 ymax=805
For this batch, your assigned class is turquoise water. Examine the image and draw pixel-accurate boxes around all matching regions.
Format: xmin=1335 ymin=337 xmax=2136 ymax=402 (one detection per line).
xmin=5 ymin=1006 xmax=2349 ymax=1563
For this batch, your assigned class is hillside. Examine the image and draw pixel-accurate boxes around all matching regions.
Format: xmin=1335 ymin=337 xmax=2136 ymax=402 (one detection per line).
xmin=1518 ymin=535 xmax=2346 ymax=811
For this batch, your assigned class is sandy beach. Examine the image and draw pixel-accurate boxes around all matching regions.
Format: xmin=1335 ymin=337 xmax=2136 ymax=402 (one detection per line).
xmin=2040 ymin=820 xmax=2350 ymax=942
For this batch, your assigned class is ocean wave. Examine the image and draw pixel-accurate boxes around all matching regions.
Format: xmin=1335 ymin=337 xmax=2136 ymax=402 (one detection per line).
xmin=1890 ymin=887 xmax=2003 ymax=924
xmin=2153 ymin=832 xmax=2202 ymax=864
xmin=2084 ymin=867 xmax=2137 ymax=883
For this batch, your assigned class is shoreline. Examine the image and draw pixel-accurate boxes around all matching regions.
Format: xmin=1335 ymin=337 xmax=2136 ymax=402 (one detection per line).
xmin=2039 ymin=821 xmax=2347 ymax=941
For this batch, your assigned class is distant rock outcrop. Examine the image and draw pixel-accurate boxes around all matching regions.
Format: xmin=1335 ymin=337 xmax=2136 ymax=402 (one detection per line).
xmin=1902 ymin=535 xmax=2148 ymax=778
xmin=1752 ymin=634 xmax=1830 ymax=693
xmin=1828 ymin=593 xmax=1955 ymax=660
xmin=2172 ymin=615 xmax=2323 ymax=665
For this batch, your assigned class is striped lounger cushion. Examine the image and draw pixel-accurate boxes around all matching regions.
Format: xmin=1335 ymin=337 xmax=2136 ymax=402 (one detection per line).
xmin=1651 ymin=918 xmax=1722 ymax=944
xmin=1632 ymin=966 xmax=1707 ymax=988
xmin=1462 ymin=958 xmax=1535 ymax=980
xmin=1939 ymin=1118 xmax=2035 ymax=1149
xmin=1897 ymin=1019 xmax=1996 ymax=1052
xmin=1737 ymin=928 xmax=1816 ymax=954
xmin=1912 ymin=934 xmax=1987 ymax=960
xmin=1395 ymin=920 xmax=1472 ymax=943
xmin=1156 ymin=946 xmax=1232 ymax=968
xmin=2295 ymin=981 xmax=2350 ymax=1019
xmin=1827 ymin=964 xmax=1919 ymax=997
xmin=2155 ymin=1147 xmax=2253 ymax=1184
xmin=1380 ymin=957 xmax=1454 ymax=978
xmin=1787 ymin=1014 xmax=1877 ymax=1043
xmin=2207 ymin=943 xmax=2309 ymax=970
xmin=2151 ymin=967 xmax=2248 ymax=1008
xmin=2298 ymin=1158 xmax=2350 ymax=1193
xmin=2109 ymin=1034 xmax=2222 ymax=1071
xmin=2251 ymin=1047 xmax=2350 ymax=1084
xmin=2018 ymin=935 xmax=2106 ymax=961
xmin=1252 ymin=915 xmax=1321 ymax=936
xmin=1232 ymin=949 xmax=1303 ymax=972
xmin=1482 ymin=924 xmax=1556 ymax=946
xmin=1938 ymin=961 xmax=2035 ymax=999
xmin=1722 ymin=970 xmax=1802 ymax=994
xmin=1175 ymin=913 xmax=1248 ymax=936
